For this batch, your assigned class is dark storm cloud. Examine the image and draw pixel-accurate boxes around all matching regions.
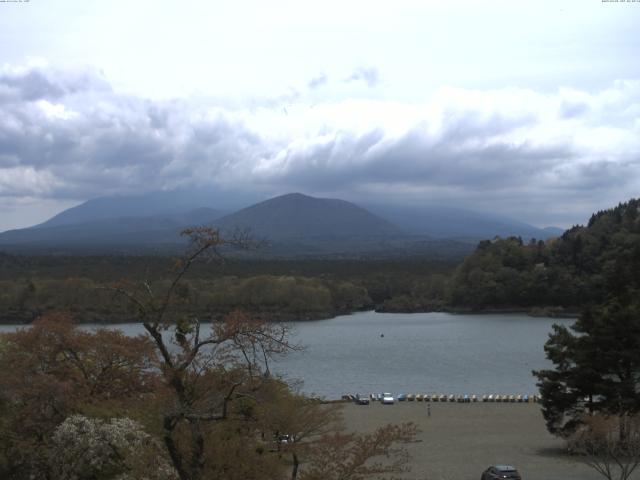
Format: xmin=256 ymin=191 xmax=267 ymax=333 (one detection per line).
xmin=556 ymin=158 xmax=640 ymax=191
xmin=258 ymin=123 xmax=572 ymax=194
xmin=345 ymin=67 xmax=379 ymax=87
xmin=0 ymin=63 xmax=638 ymax=228
xmin=0 ymin=69 xmax=65 ymax=101
xmin=0 ymin=65 xmax=272 ymax=199
xmin=0 ymin=66 xmax=110 ymax=103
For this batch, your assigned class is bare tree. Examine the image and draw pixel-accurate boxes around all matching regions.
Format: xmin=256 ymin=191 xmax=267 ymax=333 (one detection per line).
xmin=109 ymin=226 xmax=421 ymax=480
xmin=258 ymin=381 xmax=344 ymax=480
xmin=568 ymin=414 xmax=640 ymax=480
xmin=111 ymin=227 xmax=298 ymax=480
xmin=300 ymin=423 xmax=419 ymax=480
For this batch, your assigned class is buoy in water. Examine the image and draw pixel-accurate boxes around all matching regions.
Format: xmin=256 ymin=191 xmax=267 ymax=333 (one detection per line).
xmin=380 ymin=333 xmax=384 ymax=338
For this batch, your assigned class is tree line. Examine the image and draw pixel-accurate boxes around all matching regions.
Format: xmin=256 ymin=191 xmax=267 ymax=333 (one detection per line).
xmin=449 ymin=198 xmax=640 ymax=313
xmin=0 ymin=255 xmax=455 ymax=324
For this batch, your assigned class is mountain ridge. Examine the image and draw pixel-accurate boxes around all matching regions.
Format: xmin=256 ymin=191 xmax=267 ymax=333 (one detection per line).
xmin=0 ymin=191 xmax=565 ymax=256
xmin=35 ymin=188 xmax=254 ymax=229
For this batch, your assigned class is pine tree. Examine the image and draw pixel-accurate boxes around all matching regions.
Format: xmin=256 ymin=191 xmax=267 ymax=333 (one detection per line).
xmin=534 ymin=297 xmax=640 ymax=438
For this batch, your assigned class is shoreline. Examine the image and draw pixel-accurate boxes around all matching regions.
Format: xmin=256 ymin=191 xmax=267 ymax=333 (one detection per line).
xmin=0 ymin=306 xmax=579 ymax=325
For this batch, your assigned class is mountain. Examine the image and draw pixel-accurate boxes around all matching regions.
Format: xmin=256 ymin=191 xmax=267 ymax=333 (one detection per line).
xmin=542 ymin=226 xmax=565 ymax=237
xmin=0 ymin=208 xmax=222 ymax=251
xmin=366 ymin=204 xmax=563 ymax=241
xmin=35 ymin=188 xmax=253 ymax=229
xmin=0 ymin=190 xmax=564 ymax=257
xmin=214 ymin=193 xmax=402 ymax=240
xmin=0 ymin=193 xmax=407 ymax=254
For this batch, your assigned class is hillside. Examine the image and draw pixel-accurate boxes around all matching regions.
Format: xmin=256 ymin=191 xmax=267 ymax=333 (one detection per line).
xmin=367 ymin=203 xmax=563 ymax=240
xmin=35 ymin=188 xmax=249 ymax=229
xmin=0 ymin=209 xmax=222 ymax=251
xmin=215 ymin=193 xmax=402 ymax=239
xmin=446 ymin=198 xmax=640 ymax=311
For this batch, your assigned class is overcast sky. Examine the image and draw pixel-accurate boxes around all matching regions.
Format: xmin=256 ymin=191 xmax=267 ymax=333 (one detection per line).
xmin=1 ymin=0 xmax=639 ymax=231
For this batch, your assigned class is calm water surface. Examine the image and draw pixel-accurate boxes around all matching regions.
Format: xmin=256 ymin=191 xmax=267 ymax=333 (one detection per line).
xmin=0 ymin=311 xmax=571 ymax=399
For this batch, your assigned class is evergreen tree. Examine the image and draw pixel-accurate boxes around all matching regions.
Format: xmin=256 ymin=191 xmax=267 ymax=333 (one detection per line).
xmin=534 ymin=297 xmax=640 ymax=437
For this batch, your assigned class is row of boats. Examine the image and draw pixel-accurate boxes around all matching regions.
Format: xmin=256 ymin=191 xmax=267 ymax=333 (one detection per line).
xmin=344 ymin=393 xmax=540 ymax=403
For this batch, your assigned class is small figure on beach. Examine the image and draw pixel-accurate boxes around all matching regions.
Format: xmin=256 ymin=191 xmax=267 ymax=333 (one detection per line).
xmin=427 ymin=404 xmax=431 ymax=417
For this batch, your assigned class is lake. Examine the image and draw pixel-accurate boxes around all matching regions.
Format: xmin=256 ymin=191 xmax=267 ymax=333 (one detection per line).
xmin=0 ymin=311 xmax=571 ymax=399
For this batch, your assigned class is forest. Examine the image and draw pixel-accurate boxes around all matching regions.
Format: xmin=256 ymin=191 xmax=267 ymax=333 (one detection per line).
xmin=449 ymin=198 xmax=640 ymax=312
xmin=0 ymin=255 xmax=454 ymax=324
xmin=1 ymin=198 xmax=639 ymax=323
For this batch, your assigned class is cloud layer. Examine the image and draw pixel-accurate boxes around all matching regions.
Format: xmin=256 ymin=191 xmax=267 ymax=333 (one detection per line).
xmin=1 ymin=62 xmax=639 ymax=229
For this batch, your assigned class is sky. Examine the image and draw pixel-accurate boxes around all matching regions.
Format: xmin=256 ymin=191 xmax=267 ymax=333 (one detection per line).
xmin=0 ymin=0 xmax=639 ymax=231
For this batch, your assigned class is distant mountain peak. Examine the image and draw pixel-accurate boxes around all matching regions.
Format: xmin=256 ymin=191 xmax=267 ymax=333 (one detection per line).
xmin=214 ymin=193 xmax=402 ymax=240
xmin=261 ymin=192 xmax=338 ymax=204
xmin=278 ymin=192 xmax=312 ymax=200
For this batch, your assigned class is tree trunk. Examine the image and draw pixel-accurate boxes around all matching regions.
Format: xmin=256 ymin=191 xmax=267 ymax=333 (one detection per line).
xmin=291 ymin=451 xmax=300 ymax=480
xmin=189 ymin=420 xmax=205 ymax=480
xmin=619 ymin=413 xmax=628 ymax=443
xmin=164 ymin=417 xmax=189 ymax=480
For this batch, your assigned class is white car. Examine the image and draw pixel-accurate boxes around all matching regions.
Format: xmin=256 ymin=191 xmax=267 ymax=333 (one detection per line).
xmin=382 ymin=393 xmax=395 ymax=404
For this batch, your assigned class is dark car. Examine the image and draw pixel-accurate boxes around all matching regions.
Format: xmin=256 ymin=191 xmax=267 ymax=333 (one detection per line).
xmin=355 ymin=394 xmax=370 ymax=405
xmin=481 ymin=465 xmax=521 ymax=480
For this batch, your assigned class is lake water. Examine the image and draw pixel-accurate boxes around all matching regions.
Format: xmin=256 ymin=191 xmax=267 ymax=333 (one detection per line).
xmin=0 ymin=311 xmax=571 ymax=399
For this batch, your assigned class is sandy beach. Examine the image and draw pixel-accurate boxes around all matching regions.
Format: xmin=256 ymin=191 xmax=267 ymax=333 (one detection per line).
xmin=341 ymin=401 xmax=614 ymax=480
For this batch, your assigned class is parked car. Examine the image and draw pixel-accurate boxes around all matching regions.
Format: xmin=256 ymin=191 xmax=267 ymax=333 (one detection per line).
xmin=397 ymin=393 xmax=407 ymax=401
xmin=355 ymin=394 xmax=370 ymax=405
xmin=382 ymin=393 xmax=395 ymax=404
xmin=277 ymin=434 xmax=294 ymax=445
xmin=481 ymin=465 xmax=521 ymax=480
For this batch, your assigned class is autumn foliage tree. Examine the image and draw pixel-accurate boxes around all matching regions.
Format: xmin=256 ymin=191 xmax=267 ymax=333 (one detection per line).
xmin=0 ymin=312 xmax=159 ymax=478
